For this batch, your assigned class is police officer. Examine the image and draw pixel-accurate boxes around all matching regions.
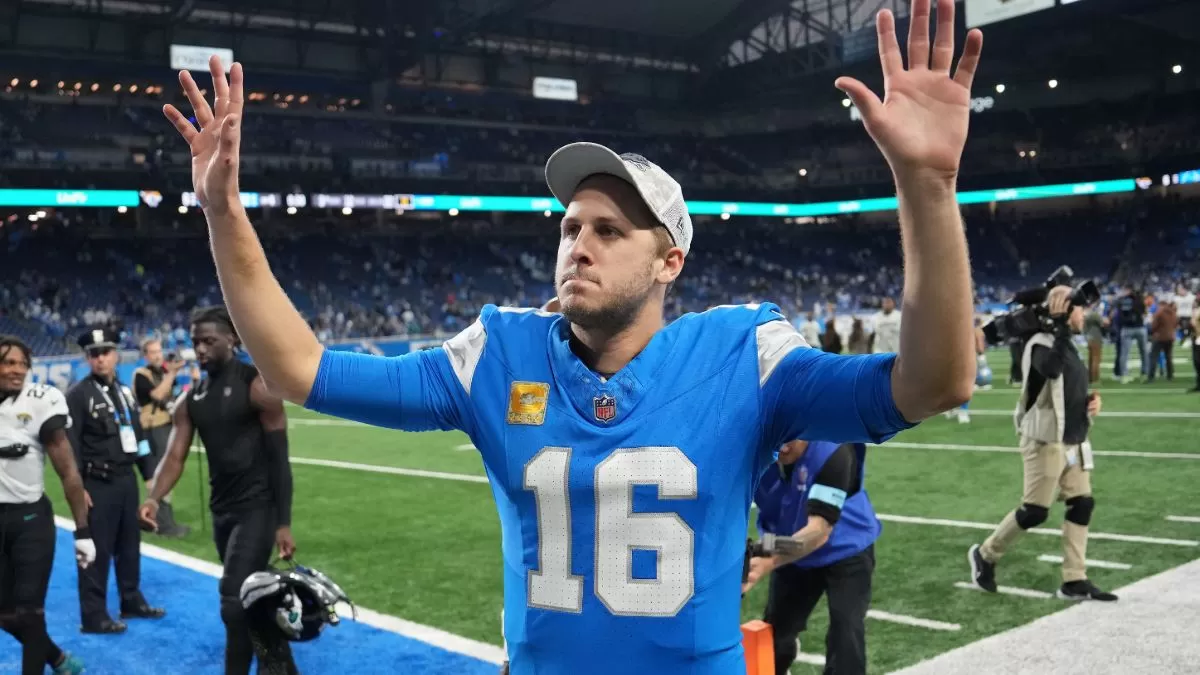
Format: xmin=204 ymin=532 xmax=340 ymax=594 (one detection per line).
xmin=0 ymin=335 xmax=91 ymax=674
xmin=743 ymin=440 xmax=880 ymax=675
xmin=132 ymin=337 xmax=189 ymax=537
xmin=969 ymin=286 xmax=1118 ymax=601
xmin=65 ymin=328 xmax=166 ymax=634
xmin=140 ymin=307 xmax=297 ymax=674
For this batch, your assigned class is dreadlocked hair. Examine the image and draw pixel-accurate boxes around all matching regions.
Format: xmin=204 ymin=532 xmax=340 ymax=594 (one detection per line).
xmin=0 ymin=334 xmax=32 ymax=367
xmin=190 ymin=306 xmax=239 ymax=340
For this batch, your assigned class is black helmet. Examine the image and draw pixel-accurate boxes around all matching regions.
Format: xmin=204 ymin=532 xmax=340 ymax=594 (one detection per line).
xmin=239 ymin=561 xmax=356 ymax=642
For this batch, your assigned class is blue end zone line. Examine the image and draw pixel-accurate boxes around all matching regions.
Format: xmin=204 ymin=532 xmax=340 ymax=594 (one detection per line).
xmin=32 ymin=516 xmax=505 ymax=675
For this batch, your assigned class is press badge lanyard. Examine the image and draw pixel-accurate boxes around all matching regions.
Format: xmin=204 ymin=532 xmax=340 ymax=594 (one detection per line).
xmin=96 ymin=382 xmax=146 ymax=457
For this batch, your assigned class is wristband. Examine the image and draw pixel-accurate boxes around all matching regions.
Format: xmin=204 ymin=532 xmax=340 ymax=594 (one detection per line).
xmin=74 ymin=527 xmax=92 ymax=540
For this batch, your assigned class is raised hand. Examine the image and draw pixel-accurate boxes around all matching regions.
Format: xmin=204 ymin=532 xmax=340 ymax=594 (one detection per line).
xmin=163 ymin=55 xmax=245 ymax=216
xmin=835 ymin=0 xmax=983 ymax=183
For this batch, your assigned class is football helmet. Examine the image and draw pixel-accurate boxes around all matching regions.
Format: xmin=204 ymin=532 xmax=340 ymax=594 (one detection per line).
xmin=240 ymin=561 xmax=356 ymax=642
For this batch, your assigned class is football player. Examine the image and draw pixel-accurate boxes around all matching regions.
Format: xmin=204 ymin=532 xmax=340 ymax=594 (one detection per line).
xmin=0 ymin=335 xmax=92 ymax=674
xmin=166 ymin=1 xmax=984 ymax=670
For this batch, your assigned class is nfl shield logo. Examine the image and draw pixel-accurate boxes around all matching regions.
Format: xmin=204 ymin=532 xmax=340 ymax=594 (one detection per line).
xmin=593 ymin=394 xmax=617 ymax=423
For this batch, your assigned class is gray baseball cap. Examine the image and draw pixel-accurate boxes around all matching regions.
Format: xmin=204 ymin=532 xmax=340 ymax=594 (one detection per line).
xmin=544 ymin=142 xmax=693 ymax=256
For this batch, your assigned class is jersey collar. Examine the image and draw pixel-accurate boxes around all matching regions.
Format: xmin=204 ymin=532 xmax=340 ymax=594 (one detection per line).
xmin=547 ymin=317 xmax=674 ymax=427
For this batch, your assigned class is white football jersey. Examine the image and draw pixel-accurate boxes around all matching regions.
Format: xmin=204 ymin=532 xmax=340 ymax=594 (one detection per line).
xmin=1175 ymin=292 xmax=1195 ymax=318
xmin=872 ymin=310 xmax=902 ymax=354
xmin=0 ymin=382 xmax=70 ymax=503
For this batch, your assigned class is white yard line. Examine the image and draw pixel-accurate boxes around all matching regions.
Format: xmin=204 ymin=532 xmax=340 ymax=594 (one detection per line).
xmin=794 ymin=652 xmax=827 ymax=666
xmin=875 ymin=513 xmax=1198 ymax=547
xmin=868 ymin=610 xmax=960 ymax=631
xmin=53 ymin=516 xmax=506 ymax=664
xmin=880 ymin=441 xmax=1200 ymax=461
xmin=1166 ymin=515 xmax=1200 ymax=524
xmin=952 ymin=409 xmax=1200 ymax=419
xmin=952 ymin=581 xmax=1053 ymax=600
xmin=1037 ymin=554 xmax=1131 ymax=570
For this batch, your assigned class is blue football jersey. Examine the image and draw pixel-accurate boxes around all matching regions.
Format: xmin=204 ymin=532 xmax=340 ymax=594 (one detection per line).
xmin=305 ymin=302 xmax=914 ymax=674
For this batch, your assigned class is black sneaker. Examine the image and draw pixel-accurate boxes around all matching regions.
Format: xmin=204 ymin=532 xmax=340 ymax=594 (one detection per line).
xmin=1057 ymin=579 xmax=1118 ymax=602
xmin=968 ymin=544 xmax=997 ymax=593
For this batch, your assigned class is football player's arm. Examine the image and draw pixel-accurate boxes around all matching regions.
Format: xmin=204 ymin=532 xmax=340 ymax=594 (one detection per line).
xmin=250 ymin=375 xmax=293 ymax=530
xmin=304 ymin=321 xmax=480 ymax=434
xmin=760 ymin=321 xmax=915 ymax=445
xmin=146 ymin=393 xmax=194 ymax=503
xmin=42 ymin=417 xmax=88 ymax=532
xmin=774 ymin=444 xmax=857 ymax=566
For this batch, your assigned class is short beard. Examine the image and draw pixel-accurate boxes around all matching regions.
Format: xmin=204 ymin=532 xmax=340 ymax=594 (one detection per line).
xmin=559 ymin=276 xmax=653 ymax=334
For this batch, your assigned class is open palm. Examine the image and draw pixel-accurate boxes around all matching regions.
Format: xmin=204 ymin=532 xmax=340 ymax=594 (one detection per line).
xmin=836 ymin=0 xmax=983 ymax=181
xmin=162 ymin=55 xmax=244 ymax=215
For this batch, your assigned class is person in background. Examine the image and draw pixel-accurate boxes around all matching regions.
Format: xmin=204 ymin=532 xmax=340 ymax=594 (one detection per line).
xmin=1082 ymin=307 xmax=1107 ymax=384
xmin=799 ymin=312 xmax=822 ymax=348
xmin=847 ymin=319 xmax=870 ymax=354
xmin=1148 ymin=299 xmax=1177 ymax=383
xmin=131 ymin=338 xmax=189 ymax=538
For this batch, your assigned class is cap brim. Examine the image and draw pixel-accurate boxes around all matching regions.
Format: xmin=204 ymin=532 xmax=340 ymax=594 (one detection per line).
xmin=545 ymin=142 xmax=638 ymax=210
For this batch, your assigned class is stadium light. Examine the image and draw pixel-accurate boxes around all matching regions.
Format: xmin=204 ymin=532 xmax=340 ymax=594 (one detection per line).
xmin=798 ymin=169 xmax=808 ymax=177
xmin=117 ymin=206 xmax=128 ymax=214
xmin=56 ymin=81 xmax=64 ymax=89
xmin=1019 ymin=151 xmax=1026 ymax=158
xmin=27 ymin=214 xmax=38 ymax=222
xmin=29 ymin=80 xmax=37 ymax=88
xmin=286 ymin=206 xmax=297 ymax=215
xmin=448 ymin=208 xmax=459 ymax=217
xmin=36 ymin=210 xmax=46 ymax=218
xmin=341 ymin=206 xmax=353 ymax=215
xmin=177 ymin=205 xmax=187 ymax=214
xmin=129 ymin=85 xmax=138 ymax=93
xmin=995 ymin=83 xmax=1005 ymax=93
xmin=719 ymin=212 xmax=731 ymax=221
xmin=1048 ymin=79 xmax=1058 ymax=89
xmin=9 ymin=78 xmax=16 ymax=87
xmin=90 ymin=83 xmax=99 ymax=92
xmin=113 ymin=84 xmax=121 ymax=92
xmin=1030 ymin=150 xmax=1038 ymax=158
xmin=73 ymin=82 xmax=81 ymax=90
xmin=1173 ymin=64 xmax=1183 ymax=75
xmin=841 ymin=98 xmax=851 ymax=108
xmin=544 ymin=210 xmax=552 ymax=217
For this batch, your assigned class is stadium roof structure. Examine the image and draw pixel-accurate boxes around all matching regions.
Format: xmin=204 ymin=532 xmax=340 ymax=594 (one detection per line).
xmin=3 ymin=0 xmax=1197 ymax=105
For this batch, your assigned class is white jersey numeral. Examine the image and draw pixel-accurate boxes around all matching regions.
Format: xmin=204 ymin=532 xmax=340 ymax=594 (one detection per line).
xmin=523 ymin=446 xmax=697 ymax=617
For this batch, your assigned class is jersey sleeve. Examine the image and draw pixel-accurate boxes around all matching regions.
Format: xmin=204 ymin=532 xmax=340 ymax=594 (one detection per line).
xmin=757 ymin=316 xmax=916 ymax=447
xmin=303 ymin=317 xmax=484 ymax=435
xmin=806 ymin=443 xmax=858 ymax=525
xmin=31 ymin=385 xmax=70 ymax=443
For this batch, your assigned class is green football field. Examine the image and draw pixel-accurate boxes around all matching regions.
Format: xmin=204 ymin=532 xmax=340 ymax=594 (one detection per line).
xmin=45 ymin=346 xmax=1200 ymax=673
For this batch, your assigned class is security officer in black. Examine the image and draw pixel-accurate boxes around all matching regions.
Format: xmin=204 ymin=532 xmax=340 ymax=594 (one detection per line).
xmin=65 ymin=328 xmax=166 ymax=634
xmin=140 ymin=307 xmax=298 ymax=674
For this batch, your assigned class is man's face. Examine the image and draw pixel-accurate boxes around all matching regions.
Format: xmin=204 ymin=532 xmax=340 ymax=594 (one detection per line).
xmin=0 ymin=346 xmax=30 ymax=393
xmin=191 ymin=322 xmax=237 ymax=371
xmin=143 ymin=341 xmax=164 ymax=367
xmin=882 ymin=298 xmax=895 ymax=313
xmin=87 ymin=347 xmax=117 ymax=378
xmin=554 ymin=175 xmax=680 ymax=332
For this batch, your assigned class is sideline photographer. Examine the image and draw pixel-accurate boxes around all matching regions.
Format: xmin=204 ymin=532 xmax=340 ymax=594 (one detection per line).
xmin=970 ymin=281 xmax=1117 ymax=601
xmin=132 ymin=338 xmax=189 ymax=538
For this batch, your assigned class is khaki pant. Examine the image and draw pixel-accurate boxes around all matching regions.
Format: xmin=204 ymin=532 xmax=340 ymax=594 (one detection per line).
xmin=981 ymin=437 xmax=1093 ymax=582
xmin=1087 ymin=339 xmax=1103 ymax=383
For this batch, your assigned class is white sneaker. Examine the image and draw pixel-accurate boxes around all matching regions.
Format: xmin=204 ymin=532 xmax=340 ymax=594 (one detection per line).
xmin=957 ymin=412 xmax=971 ymax=424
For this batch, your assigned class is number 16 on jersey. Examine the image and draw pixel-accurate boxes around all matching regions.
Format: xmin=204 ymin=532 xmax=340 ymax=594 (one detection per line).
xmin=523 ymin=446 xmax=698 ymax=617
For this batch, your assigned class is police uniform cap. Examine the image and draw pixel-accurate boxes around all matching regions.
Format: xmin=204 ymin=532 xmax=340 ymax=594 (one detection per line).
xmin=78 ymin=327 xmax=121 ymax=352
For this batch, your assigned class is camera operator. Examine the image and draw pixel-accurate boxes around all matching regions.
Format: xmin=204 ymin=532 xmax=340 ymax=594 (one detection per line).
xmin=969 ymin=286 xmax=1117 ymax=601
xmin=132 ymin=338 xmax=189 ymax=538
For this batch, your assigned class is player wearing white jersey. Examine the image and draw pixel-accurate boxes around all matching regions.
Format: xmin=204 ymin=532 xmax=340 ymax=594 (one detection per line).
xmin=0 ymin=336 xmax=93 ymax=675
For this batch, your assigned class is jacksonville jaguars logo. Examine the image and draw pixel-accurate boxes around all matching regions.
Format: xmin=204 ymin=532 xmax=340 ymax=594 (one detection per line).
xmin=16 ymin=412 xmax=32 ymax=426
